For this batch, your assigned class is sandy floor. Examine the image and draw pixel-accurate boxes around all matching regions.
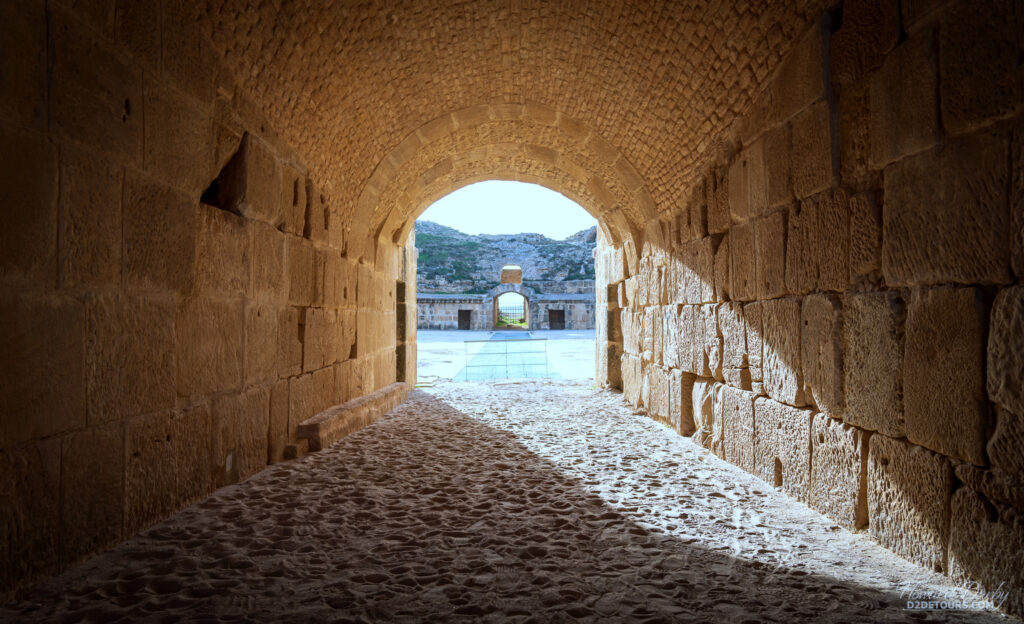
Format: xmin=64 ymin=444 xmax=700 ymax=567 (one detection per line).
xmin=4 ymin=381 xmax=1016 ymax=623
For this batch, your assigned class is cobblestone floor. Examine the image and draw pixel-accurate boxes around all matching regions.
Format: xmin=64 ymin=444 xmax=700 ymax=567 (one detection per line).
xmin=4 ymin=381 xmax=1015 ymax=623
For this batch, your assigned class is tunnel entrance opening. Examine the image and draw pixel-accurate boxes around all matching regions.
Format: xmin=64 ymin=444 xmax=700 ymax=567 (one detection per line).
xmin=495 ymin=292 xmax=528 ymax=329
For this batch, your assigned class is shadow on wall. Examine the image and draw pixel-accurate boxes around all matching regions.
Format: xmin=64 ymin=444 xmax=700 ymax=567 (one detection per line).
xmin=1 ymin=391 xmax=1010 ymax=622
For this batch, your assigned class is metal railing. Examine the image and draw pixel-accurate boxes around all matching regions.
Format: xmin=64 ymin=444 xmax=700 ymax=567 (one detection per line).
xmin=461 ymin=337 xmax=549 ymax=380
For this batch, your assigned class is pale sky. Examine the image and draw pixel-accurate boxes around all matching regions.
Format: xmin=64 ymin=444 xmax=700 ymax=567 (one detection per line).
xmin=416 ymin=181 xmax=597 ymax=240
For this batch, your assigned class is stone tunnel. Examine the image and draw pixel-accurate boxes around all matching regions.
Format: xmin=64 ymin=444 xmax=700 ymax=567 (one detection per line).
xmin=1 ymin=0 xmax=1023 ymax=620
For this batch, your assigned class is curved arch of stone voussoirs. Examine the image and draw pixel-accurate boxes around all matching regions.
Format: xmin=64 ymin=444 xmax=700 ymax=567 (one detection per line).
xmin=351 ymin=104 xmax=655 ymax=266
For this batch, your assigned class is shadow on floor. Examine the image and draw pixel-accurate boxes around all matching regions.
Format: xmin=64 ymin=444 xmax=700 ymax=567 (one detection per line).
xmin=2 ymin=391 xmax=1011 ymax=623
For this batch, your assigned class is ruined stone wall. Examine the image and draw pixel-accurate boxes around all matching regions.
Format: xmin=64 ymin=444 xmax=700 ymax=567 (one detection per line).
xmin=0 ymin=0 xmax=400 ymax=600
xmin=417 ymin=299 xmax=491 ymax=330
xmin=607 ymin=3 xmax=1024 ymax=615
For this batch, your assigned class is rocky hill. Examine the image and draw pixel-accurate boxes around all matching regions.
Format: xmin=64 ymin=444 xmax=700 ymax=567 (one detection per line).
xmin=415 ymin=221 xmax=597 ymax=294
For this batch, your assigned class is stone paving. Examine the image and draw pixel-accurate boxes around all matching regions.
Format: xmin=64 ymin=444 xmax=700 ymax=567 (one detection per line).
xmin=4 ymin=382 xmax=1014 ymax=623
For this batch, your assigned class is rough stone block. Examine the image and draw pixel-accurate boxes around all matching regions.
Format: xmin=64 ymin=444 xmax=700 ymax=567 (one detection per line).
xmin=622 ymin=355 xmax=642 ymax=407
xmin=125 ymin=409 xmax=180 ymax=535
xmin=50 ymin=9 xmax=142 ymax=160
xmin=988 ymin=286 xmax=1024 ymax=416
xmin=277 ymin=306 xmax=303 ymax=378
xmin=303 ymin=308 xmax=335 ymax=372
xmin=245 ymin=302 xmax=278 ymax=385
xmin=728 ymin=139 xmax=766 ymax=223
xmin=176 ymin=297 xmax=243 ymax=398
xmin=754 ymin=397 xmax=813 ymax=503
xmin=646 ymin=365 xmax=670 ymax=422
xmin=764 ymin=123 xmax=792 ymax=208
xmin=904 ymin=287 xmax=988 ymax=465
xmin=843 ymin=292 xmax=905 ymax=437
xmin=988 ymin=406 xmax=1024 ymax=490
xmin=668 ymin=369 xmax=696 ymax=435
xmin=744 ymin=302 xmax=763 ymax=376
xmin=287 ymin=237 xmax=313 ymax=306
xmin=939 ymin=0 xmax=1024 ymax=136
xmin=661 ymin=307 xmax=679 ymax=369
xmin=868 ymin=434 xmax=951 ymax=573
xmin=883 ymin=131 xmax=1011 ymax=286
xmin=61 ymin=424 xmax=124 ymax=567
xmin=144 ymin=83 xmax=213 ymax=195
xmin=771 ymin=19 xmax=826 ymax=123
xmin=0 ymin=296 xmax=85 ymax=446
xmin=701 ymin=304 xmax=722 ymax=381
xmin=718 ymin=302 xmax=746 ymax=370
xmin=162 ymin=2 xmax=216 ymax=104
xmin=723 ymin=387 xmax=756 ymax=473
xmin=304 ymin=181 xmax=329 ymax=244
xmin=87 ymin=292 xmax=176 ymax=424
xmin=712 ymin=233 xmax=730 ymax=303
xmin=124 ymin=170 xmax=196 ymax=293
xmin=869 ymin=31 xmax=939 ymax=167
xmin=949 ymin=486 xmax=1024 ymax=617
xmin=811 ymin=414 xmax=868 ymax=529
xmin=0 ymin=124 xmax=57 ymax=284
xmin=785 ymin=198 xmax=818 ymax=295
xmin=829 ymin=0 xmax=901 ymax=86
xmin=0 ymin=439 xmax=60 ymax=595
xmin=0 ymin=0 xmax=46 ymax=127
xmin=754 ymin=210 xmax=786 ymax=299
xmin=817 ymin=190 xmax=849 ymax=292
xmin=801 ymin=294 xmax=843 ymax=418
xmin=253 ymin=222 xmax=286 ymax=302
xmin=1015 ymin=122 xmax=1024 ymax=279
xmin=196 ymin=205 xmax=250 ymax=297
xmin=838 ymin=80 xmax=871 ymax=181
xmin=791 ymin=100 xmax=834 ymax=199
xmin=762 ymin=299 xmax=805 ymax=406
xmin=848 ymin=191 xmax=881 ymax=281
xmin=706 ymin=166 xmax=731 ymax=235
xmin=729 ymin=221 xmax=756 ymax=302
xmin=59 ymin=145 xmax=122 ymax=287
xmin=692 ymin=379 xmax=724 ymax=457
xmin=268 ymin=379 xmax=289 ymax=463
xmin=211 ymin=386 xmax=269 ymax=487
xmin=312 ymin=366 xmax=336 ymax=415
xmin=280 ymin=165 xmax=307 ymax=236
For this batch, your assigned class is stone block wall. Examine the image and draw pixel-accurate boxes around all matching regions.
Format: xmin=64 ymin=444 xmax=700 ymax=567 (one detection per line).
xmin=0 ymin=1 xmax=398 ymax=601
xmin=602 ymin=2 xmax=1024 ymax=614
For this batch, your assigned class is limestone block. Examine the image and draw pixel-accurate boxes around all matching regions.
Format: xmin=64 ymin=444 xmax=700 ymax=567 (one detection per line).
xmin=143 ymin=83 xmax=213 ymax=195
xmin=817 ymin=190 xmax=849 ymax=292
xmin=87 ymin=293 xmax=176 ymax=424
xmin=730 ymin=221 xmax=756 ymax=302
xmin=174 ymin=404 xmax=212 ymax=506
xmin=848 ymin=191 xmax=882 ymax=281
xmin=883 ymin=130 xmax=1011 ymax=286
xmin=701 ymin=304 xmax=722 ymax=381
xmin=50 ymin=9 xmax=142 ymax=160
xmin=939 ymin=0 xmax=1024 ymax=136
xmin=868 ymin=434 xmax=951 ymax=573
xmin=312 ymin=366 xmax=336 ymax=415
xmin=771 ymin=19 xmax=826 ymax=123
xmin=692 ymin=379 xmax=724 ymax=457
xmin=713 ymin=233 xmax=730 ymax=303
xmin=718 ymin=302 xmax=746 ymax=369
xmin=669 ymin=369 xmax=697 ymax=435
xmin=843 ymin=292 xmax=905 ymax=437
xmin=212 ymin=386 xmax=269 ymax=487
xmin=59 ymin=145 xmax=122 ymax=287
xmin=801 ymin=294 xmax=844 ymax=418
xmin=624 ymin=277 xmax=639 ymax=309
xmin=196 ymin=205 xmax=250 ymax=297
xmin=0 ymin=296 xmax=85 ymax=446
xmin=904 ymin=287 xmax=987 ymax=465
xmin=754 ymin=211 xmax=786 ymax=300
xmin=753 ymin=397 xmax=813 ymax=503
xmin=641 ymin=307 xmax=655 ymax=363
xmin=622 ymin=355 xmax=642 ymax=407
xmin=811 ymin=414 xmax=868 ymax=529
xmin=869 ymin=31 xmax=939 ymax=167
xmin=125 ymin=409 xmax=182 ymax=535
xmin=661 ymin=307 xmax=679 ymax=369
xmin=0 ymin=439 xmax=60 ymax=595
xmin=728 ymin=139 xmax=767 ymax=223
xmin=287 ymin=236 xmax=314 ymax=306
xmin=722 ymin=368 xmax=751 ymax=391
xmin=253 ymin=222 xmax=286 ymax=302
xmin=605 ymin=343 xmax=623 ymax=390
xmin=647 ymin=365 xmax=670 ymax=423
xmin=0 ymin=124 xmax=57 ymax=284
xmin=338 ymin=258 xmax=358 ymax=307
xmin=114 ymin=0 xmax=160 ymax=71
xmin=0 ymin=0 xmax=45 ymax=127
xmin=500 ymin=265 xmax=523 ymax=284
xmin=764 ymin=123 xmax=792 ymax=209
xmin=280 ymin=166 xmax=307 ymax=236
xmin=245 ymin=303 xmax=278 ymax=385
xmin=762 ymin=299 xmax=805 ymax=406
xmin=949 ymin=486 xmax=1024 ymax=617
xmin=987 ymin=286 xmax=1024 ymax=416
xmin=707 ymin=166 xmax=731 ymax=235
xmin=988 ymin=406 xmax=1024 ymax=494
xmin=176 ymin=297 xmax=243 ymax=398
xmin=277 ymin=306 xmax=303 ymax=378
xmin=744 ymin=302 xmax=764 ymax=377
xmin=685 ymin=238 xmax=715 ymax=303
xmin=723 ymin=387 xmax=756 ymax=473
xmin=622 ymin=309 xmax=640 ymax=355
xmin=123 ymin=171 xmax=196 ymax=293
xmin=839 ymin=80 xmax=872 ymax=181
xmin=785 ymin=198 xmax=818 ymax=295
xmin=791 ymin=100 xmax=834 ymax=199
xmin=675 ymin=306 xmax=700 ymax=376
xmin=304 ymin=181 xmax=329 ymax=244
xmin=61 ymin=424 xmax=123 ymax=567
xmin=651 ymin=306 xmax=664 ymax=365
xmin=336 ymin=359 xmax=363 ymax=404
xmin=162 ymin=2 xmax=216 ymax=104
xmin=829 ymin=0 xmax=900 ymax=87
xmin=1015 ymin=123 xmax=1023 ymax=279
xmin=311 ymin=250 xmax=328 ymax=306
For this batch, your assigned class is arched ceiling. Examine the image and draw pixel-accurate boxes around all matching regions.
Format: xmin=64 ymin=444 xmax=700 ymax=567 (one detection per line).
xmin=198 ymin=0 xmax=825 ymax=258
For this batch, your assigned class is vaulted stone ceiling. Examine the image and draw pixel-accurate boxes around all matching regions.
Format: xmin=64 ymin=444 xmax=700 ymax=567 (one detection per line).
xmin=199 ymin=0 xmax=826 ymax=247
